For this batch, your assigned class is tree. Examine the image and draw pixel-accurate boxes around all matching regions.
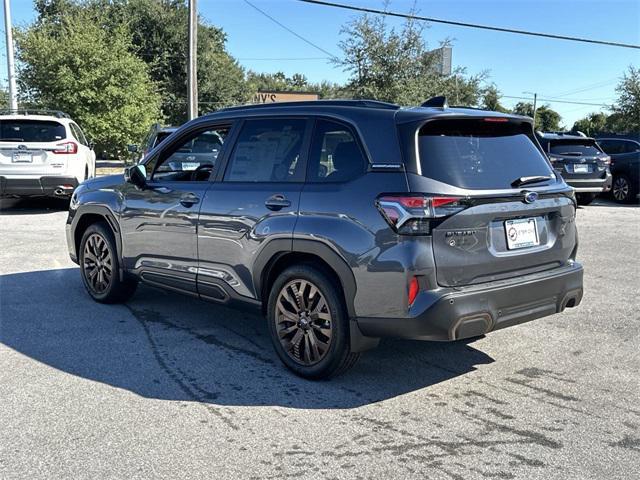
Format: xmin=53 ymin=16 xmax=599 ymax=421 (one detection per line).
xmin=512 ymin=102 xmax=562 ymax=131
xmin=245 ymin=71 xmax=348 ymax=99
xmin=82 ymin=0 xmax=248 ymax=123
xmin=611 ymin=66 xmax=640 ymax=133
xmin=0 ymin=88 xmax=8 ymax=109
xmin=481 ymin=85 xmax=509 ymax=113
xmin=16 ymin=8 xmax=161 ymax=157
xmin=571 ymin=112 xmax=609 ymax=136
xmin=333 ymin=6 xmax=484 ymax=106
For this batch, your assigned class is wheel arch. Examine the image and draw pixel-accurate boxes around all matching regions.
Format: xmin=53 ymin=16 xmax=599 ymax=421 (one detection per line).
xmin=72 ymin=206 xmax=122 ymax=271
xmin=254 ymin=239 xmax=357 ymax=318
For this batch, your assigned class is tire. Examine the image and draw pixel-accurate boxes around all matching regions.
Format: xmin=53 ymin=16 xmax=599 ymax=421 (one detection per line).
xmin=79 ymin=222 xmax=137 ymax=304
xmin=612 ymin=175 xmax=638 ymax=204
xmin=576 ymin=192 xmax=597 ymax=206
xmin=267 ymin=264 xmax=359 ymax=380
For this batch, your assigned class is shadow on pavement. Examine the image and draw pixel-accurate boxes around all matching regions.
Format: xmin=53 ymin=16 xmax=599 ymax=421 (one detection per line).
xmin=585 ymin=196 xmax=639 ymax=208
xmin=0 ymin=197 xmax=70 ymax=215
xmin=0 ymin=268 xmax=494 ymax=409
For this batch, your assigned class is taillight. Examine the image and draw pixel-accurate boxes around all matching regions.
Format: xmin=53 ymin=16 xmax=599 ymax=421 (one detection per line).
xmin=600 ymin=156 xmax=611 ymax=166
xmin=376 ymin=194 xmax=467 ymax=235
xmin=53 ymin=141 xmax=78 ymax=154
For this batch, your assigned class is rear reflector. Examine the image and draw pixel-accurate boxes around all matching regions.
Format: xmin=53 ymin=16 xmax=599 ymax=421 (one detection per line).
xmin=408 ymin=276 xmax=419 ymax=306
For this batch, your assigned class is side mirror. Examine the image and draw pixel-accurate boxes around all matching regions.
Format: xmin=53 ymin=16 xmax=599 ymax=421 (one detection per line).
xmin=88 ymin=141 xmax=95 ymax=150
xmin=127 ymin=144 xmax=139 ymax=153
xmin=124 ymin=164 xmax=147 ymax=189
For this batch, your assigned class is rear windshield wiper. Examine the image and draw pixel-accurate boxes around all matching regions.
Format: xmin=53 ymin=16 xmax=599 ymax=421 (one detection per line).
xmin=0 ymin=138 xmax=25 ymax=142
xmin=557 ymin=151 xmax=583 ymax=156
xmin=511 ymin=175 xmax=553 ymax=188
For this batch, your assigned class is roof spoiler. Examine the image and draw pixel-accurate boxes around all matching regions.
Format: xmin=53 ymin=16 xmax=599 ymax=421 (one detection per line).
xmin=421 ymin=96 xmax=448 ymax=109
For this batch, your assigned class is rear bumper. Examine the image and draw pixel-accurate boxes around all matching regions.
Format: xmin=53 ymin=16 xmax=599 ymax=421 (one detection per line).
xmin=566 ymin=172 xmax=612 ymax=193
xmin=0 ymin=176 xmax=78 ymax=197
xmin=356 ymin=262 xmax=583 ymax=341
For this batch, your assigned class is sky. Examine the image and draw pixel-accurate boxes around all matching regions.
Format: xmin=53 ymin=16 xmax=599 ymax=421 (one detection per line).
xmin=1 ymin=0 xmax=639 ymax=127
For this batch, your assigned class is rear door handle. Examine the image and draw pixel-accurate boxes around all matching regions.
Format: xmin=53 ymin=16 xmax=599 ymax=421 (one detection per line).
xmin=265 ymin=194 xmax=291 ymax=211
xmin=180 ymin=193 xmax=200 ymax=208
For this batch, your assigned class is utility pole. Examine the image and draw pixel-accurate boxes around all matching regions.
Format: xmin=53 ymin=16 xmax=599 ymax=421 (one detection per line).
xmin=187 ymin=0 xmax=198 ymax=120
xmin=3 ymin=0 xmax=18 ymax=110
xmin=532 ymin=92 xmax=538 ymax=128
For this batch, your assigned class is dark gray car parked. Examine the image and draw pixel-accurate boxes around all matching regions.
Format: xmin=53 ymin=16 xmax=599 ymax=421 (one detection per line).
xmin=537 ymin=132 xmax=612 ymax=205
xmin=597 ymin=136 xmax=640 ymax=203
xmin=66 ymin=98 xmax=584 ymax=379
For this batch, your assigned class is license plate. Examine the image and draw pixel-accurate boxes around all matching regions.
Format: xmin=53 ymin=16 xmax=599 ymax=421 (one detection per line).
xmin=12 ymin=153 xmax=33 ymax=163
xmin=573 ymin=164 xmax=589 ymax=173
xmin=182 ymin=162 xmax=199 ymax=171
xmin=505 ymin=218 xmax=539 ymax=250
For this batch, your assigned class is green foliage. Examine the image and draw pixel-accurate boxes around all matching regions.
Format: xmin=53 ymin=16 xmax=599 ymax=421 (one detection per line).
xmin=611 ymin=66 xmax=640 ymax=133
xmin=333 ymin=9 xmax=485 ymax=106
xmin=245 ymin=71 xmax=348 ymax=99
xmin=82 ymin=0 xmax=249 ymax=123
xmin=16 ymin=6 xmax=161 ymax=157
xmin=481 ymin=85 xmax=509 ymax=113
xmin=571 ymin=112 xmax=609 ymax=136
xmin=0 ymin=88 xmax=8 ymax=109
xmin=512 ymin=102 xmax=562 ymax=131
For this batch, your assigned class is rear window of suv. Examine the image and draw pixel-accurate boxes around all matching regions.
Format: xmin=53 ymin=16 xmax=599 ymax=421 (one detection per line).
xmin=0 ymin=120 xmax=66 ymax=142
xmin=417 ymin=119 xmax=553 ymax=189
xmin=548 ymin=140 xmax=603 ymax=156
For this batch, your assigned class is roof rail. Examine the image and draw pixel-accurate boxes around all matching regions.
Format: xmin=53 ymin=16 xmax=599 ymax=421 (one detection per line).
xmin=215 ymin=99 xmax=400 ymax=113
xmin=0 ymin=109 xmax=70 ymax=118
xmin=421 ymin=96 xmax=448 ymax=108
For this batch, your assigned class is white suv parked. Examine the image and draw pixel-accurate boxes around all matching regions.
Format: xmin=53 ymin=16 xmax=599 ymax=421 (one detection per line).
xmin=0 ymin=110 xmax=96 ymax=198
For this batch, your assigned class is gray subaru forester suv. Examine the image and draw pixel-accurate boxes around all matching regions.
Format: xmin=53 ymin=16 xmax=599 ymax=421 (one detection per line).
xmin=66 ymin=98 xmax=583 ymax=379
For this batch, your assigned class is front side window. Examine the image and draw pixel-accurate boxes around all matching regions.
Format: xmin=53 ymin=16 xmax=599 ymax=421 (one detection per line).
xmin=152 ymin=127 xmax=229 ymax=182
xmin=0 ymin=120 xmax=66 ymax=143
xmin=224 ymin=118 xmax=307 ymax=182
xmin=417 ymin=119 xmax=554 ymax=189
xmin=622 ymin=140 xmax=640 ymax=153
xmin=308 ymin=119 xmax=367 ymax=182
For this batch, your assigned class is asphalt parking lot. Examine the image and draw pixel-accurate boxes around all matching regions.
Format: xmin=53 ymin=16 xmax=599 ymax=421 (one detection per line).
xmin=0 ymin=196 xmax=638 ymax=479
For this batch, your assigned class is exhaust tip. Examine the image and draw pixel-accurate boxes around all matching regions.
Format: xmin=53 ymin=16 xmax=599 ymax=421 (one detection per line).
xmin=53 ymin=185 xmax=75 ymax=196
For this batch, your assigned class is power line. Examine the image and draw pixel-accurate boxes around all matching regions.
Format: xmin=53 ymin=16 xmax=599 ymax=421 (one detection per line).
xmin=502 ymin=95 xmax=611 ymax=107
xmin=546 ymin=78 xmax=619 ymax=98
xmin=297 ymin=0 xmax=640 ymax=49
xmin=244 ymin=0 xmax=338 ymax=59
xmin=238 ymin=57 xmax=331 ymax=61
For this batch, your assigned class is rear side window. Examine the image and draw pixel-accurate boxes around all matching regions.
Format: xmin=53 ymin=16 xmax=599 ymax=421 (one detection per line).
xmin=70 ymin=123 xmax=88 ymax=146
xmin=308 ymin=119 xmax=367 ymax=182
xmin=224 ymin=118 xmax=307 ymax=182
xmin=417 ymin=119 xmax=553 ymax=189
xmin=0 ymin=120 xmax=66 ymax=142
xmin=549 ymin=140 xmax=603 ymax=156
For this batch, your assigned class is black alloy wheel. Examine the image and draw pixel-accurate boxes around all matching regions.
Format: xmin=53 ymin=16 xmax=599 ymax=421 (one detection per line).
xmin=275 ymin=278 xmax=333 ymax=366
xmin=79 ymin=222 xmax=137 ymax=304
xmin=267 ymin=265 xmax=360 ymax=379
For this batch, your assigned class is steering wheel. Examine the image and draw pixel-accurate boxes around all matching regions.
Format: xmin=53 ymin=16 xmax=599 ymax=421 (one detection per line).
xmin=190 ymin=163 xmax=214 ymax=181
